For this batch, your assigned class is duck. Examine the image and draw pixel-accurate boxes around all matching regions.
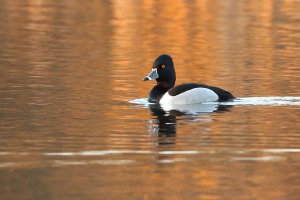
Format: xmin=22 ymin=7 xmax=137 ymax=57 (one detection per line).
xmin=143 ymin=54 xmax=235 ymax=105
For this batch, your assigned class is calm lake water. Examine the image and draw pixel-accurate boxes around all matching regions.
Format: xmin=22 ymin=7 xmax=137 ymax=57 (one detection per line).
xmin=0 ymin=0 xmax=300 ymax=200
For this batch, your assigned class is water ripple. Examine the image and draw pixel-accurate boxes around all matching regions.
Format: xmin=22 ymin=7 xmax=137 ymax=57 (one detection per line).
xmin=222 ymin=96 xmax=300 ymax=106
xmin=130 ymin=97 xmax=300 ymax=107
xmin=0 ymin=148 xmax=299 ymax=168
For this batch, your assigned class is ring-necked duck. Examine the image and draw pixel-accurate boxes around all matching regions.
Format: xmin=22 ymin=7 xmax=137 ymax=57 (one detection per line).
xmin=144 ymin=55 xmax=235 ymax=104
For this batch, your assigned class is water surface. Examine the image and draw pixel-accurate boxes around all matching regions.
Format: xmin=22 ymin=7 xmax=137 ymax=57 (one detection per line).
xmin=0 ymin=0 xmax=300 ymax=200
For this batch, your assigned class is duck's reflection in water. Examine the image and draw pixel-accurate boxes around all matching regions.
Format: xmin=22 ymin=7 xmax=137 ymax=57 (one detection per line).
xmin=147 ymin=103 xmax=232 ymax=145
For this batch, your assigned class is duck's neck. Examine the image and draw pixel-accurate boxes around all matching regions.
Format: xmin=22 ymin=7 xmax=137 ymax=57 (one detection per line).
xmin=148 ymin=84 xmax=171 ymax=103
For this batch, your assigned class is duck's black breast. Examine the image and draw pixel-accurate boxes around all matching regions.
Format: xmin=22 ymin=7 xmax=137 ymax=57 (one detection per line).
xmin=148 ymin=85 xmax=169 ymax=103
xmin=167 ymin=83 xmax=235 ymax=101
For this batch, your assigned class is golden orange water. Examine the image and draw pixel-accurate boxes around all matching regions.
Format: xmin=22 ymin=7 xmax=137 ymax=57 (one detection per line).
xmin=0 ymin=0 xmax=299 ymax=199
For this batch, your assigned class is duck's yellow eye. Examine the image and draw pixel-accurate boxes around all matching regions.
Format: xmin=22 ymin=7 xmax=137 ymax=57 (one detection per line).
xmin=162 ymin=64 xmax=165 ymax=69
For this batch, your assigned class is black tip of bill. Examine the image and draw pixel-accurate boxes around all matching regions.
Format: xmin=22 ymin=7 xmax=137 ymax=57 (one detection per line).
xmin=143 ymin=77 xmax=150 ymax=81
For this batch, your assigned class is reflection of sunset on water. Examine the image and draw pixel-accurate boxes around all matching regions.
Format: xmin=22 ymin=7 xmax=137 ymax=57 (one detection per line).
xmin=0 ymin=0 xmax=299 ymax=200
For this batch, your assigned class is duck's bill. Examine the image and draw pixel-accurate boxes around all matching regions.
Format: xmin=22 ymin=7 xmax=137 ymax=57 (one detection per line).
xmin=143 ymin=68 xmax=158 ymax=81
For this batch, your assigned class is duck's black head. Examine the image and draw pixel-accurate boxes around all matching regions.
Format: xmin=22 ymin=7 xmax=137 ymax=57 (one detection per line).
xmin=144 ymin=54 xmax=176 ymax=88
